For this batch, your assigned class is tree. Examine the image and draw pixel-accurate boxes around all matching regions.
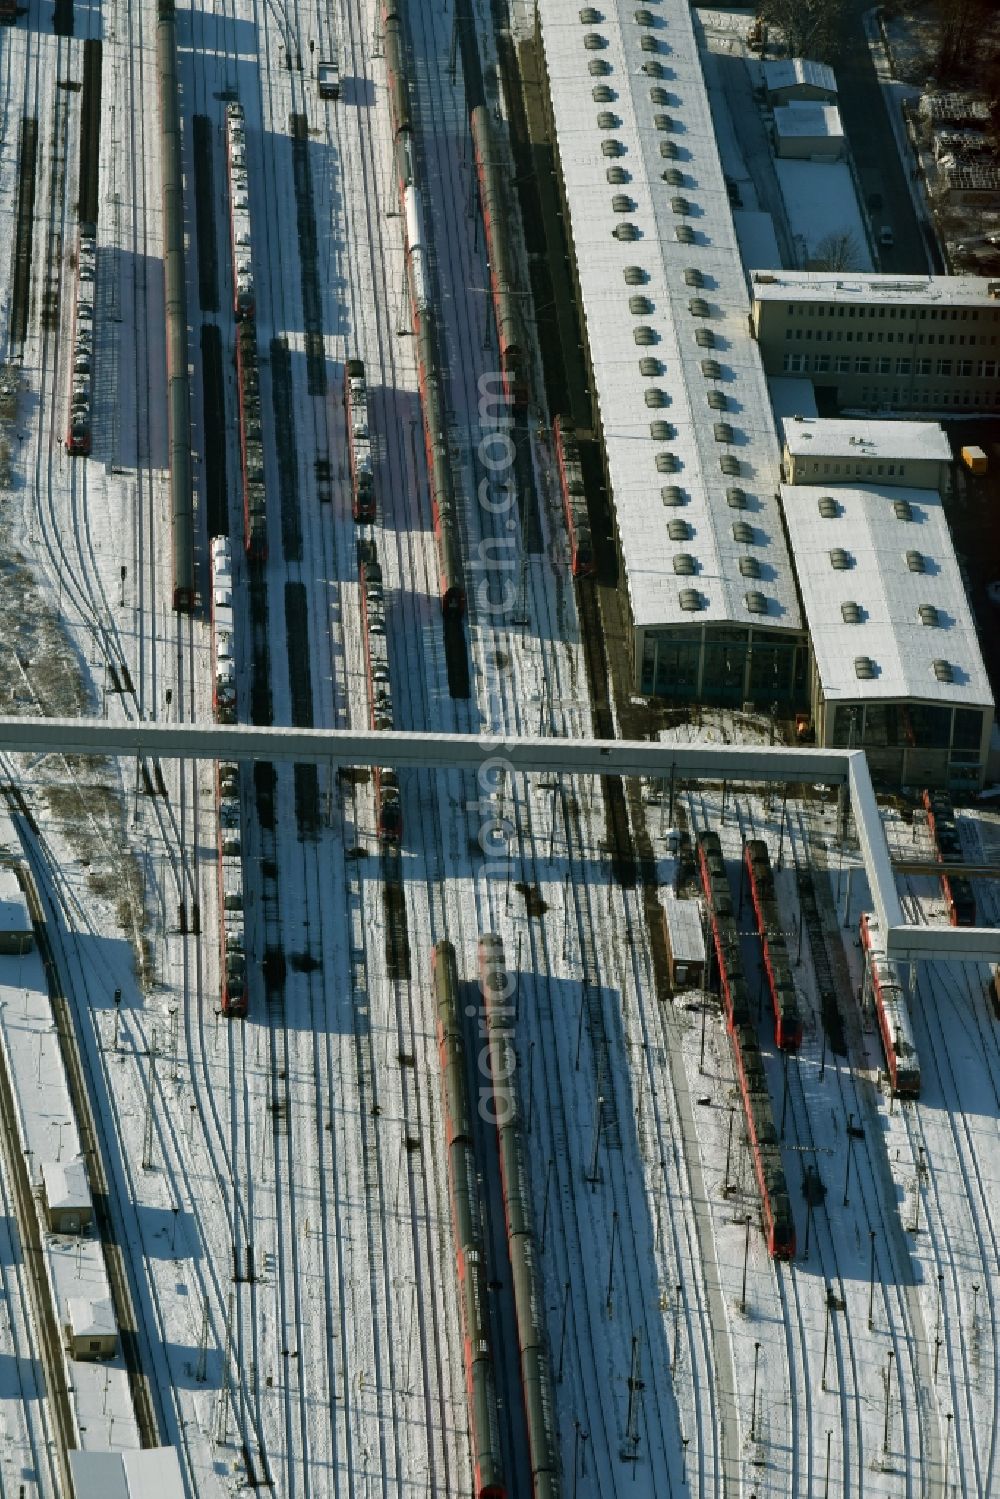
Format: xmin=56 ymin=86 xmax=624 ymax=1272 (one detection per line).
xmin=935 ymin=0 xmax=994 ymax=81
xmin=812 ymin=230 xmax=863 ymax=272
xmin=757 ymin=0 xmax=846 ymax=64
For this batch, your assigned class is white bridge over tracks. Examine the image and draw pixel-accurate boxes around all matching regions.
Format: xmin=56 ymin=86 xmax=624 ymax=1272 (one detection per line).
xmin=5 ymin=717 xmax=999 ymax=964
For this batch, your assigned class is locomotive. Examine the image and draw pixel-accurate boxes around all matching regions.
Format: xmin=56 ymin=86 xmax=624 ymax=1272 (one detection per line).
xmin=210 ymin=536 xmax=236 ymax=724
xmin=697 ymin=831 xmax=795 ymax=1258
xmin=65 ymin=224 xmax=97 ymax=455
xmin=552 ymin=417 xmax=594 ymax=578
xmin=225 ymin=103 xmax=255 ymax=319
xmin=921 ymin=789 xmax=976 ymax=926
xmin=358 ymin=540 xmax=402 ymax=841
xmin=217 ymin=760 xmax=247 ymax=1016
xmin=383 ymin=0 xmax=466 ymax=616
xmin=479 ymin=934 xmax=561 ymax=1499
xmin=743 ymin=840 xmax=803 ymax=1051
xmin=344 ymin=358 xmax=375 ymax=522
xmin=859 ymin=912 xmax=920 ymax=1097
xmin=432 ymin=941 xmax=506 ymax=1499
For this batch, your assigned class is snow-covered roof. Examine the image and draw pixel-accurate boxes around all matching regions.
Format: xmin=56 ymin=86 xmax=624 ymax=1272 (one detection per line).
xmin=773 ymin=159 xmax=874 ymax=271
xmin=67 ymin=1296 xmax=116 ymax=1339
xmin=731 ymin=209 xmax=782 ymax=271
xmin=782 ymin=416 xmax=951 ymax=467
xmin=537 ymin=0 xmax=802 ymax=634
xmin=662 ymin=894 xmax=706 ymax=964
xmin=751 ymin=269 xmax=1000 ymax=306
xmin=780 ymin=483 xmax=993 ymax=707
xmin=69 ymin=1448 xmax=185 ymax=1499
xmin=42 ymin=1158 xmax=91 ymax=1213
xmin=762 ymin=58 xmax=837 ymax=98
xmin=0 ymin=864 xmax=29 ymax=932
xmin=773 ymin=102 xmax=843 ymax=141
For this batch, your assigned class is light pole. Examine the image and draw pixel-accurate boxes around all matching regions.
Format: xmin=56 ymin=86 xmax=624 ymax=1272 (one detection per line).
xmin=750 ymin=1340 xmax=761 ymax=1441
xmin=868 ymin=1230 xmax=877 ymax=1330
xmin=882 ymin=1349 xmax=895 ymax=1457
xmin=741 ymin=1214 xmax=752 ymax=1314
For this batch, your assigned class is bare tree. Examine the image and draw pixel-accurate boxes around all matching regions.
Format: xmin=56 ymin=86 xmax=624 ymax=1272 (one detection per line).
xmin=757 ymin=0 xmax=846 ymax=64
xmin=935 ymin=0 xmax=994 ymax=82
xmin=812 ymin=230 xmax=863 ymax=271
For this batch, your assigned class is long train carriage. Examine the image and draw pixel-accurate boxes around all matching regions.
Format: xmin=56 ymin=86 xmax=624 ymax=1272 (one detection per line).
xmin=217 ymin=761 xmax=246 ymax=1016
xmin=225 ymin=102 xmax=255 ymax=320
xmin=731 ymin=1023 xmax=795 ymax=1258
xmin=922 ymin=788 xmax=976 ymax=926
xmin=388 ymin=18 xmax=466 ymax=617
xmin=552 ymin=416 xmax=594 ymax=578
xmin=358 ymin=541 xmax=402 ymax=841
xmin=344 ymin=358 xmax=375 ymax=522
xmin=479 ymin=935 xmax=561 ymax=1499
xmin=698 ymin=832 xmax=795 ymax=1258
xmin=210 ymin=536 xmax=236 ymax=724
xmin=236 ymin=320 xmax=267 ymax=562
xmin=432 ymin=941 xmax=507 ymax=1499
xmin=65 ymin=224 xmax=97 ymax=454
xmin=859 ymin=912 xmax=920 ymax=1097
xmin=743 ymin=840 xmax=803 ymax=1051
xmin=469 ymin=109 xmax=529 ymax=411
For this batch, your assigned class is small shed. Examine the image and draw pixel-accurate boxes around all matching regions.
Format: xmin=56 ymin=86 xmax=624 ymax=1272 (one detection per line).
xmin=661 ymin=895 xmax=706 ymax=989
xmin=0 ymin=865 xmax=33 ymax=954
xmin=773 ymin=103 xmax=844 ymax=160
xmin=762 ymin=58 xmax=837 ymax=106
xmin=66 ymin=1296 xmax=117 ymax=1360
xmin=41 ymin=1159 xmax=93 ymax=1235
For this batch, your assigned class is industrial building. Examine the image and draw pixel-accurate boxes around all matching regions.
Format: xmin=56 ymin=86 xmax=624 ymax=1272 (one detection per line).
xmin=772 ymin=103 xmax=844 ymax=160
xmin=750 ymin=270 xmax=1000 ymax=411
xmin=781 ymin=483 xmax=993 ymax=787
xmin=761 ymin=57 xmax=838 ymax=107
xmin=781 ymin=416 xmax=953 ymax=491
xmin=536 ymin=0 xmax=806 ymax=706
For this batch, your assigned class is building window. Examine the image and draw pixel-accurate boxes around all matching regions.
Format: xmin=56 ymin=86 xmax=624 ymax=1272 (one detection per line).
xmin=783 ymin=353 xmax=807 ymax=372
xmin=916 ymin=358 xmax=931 ymax=376
xmin=876 ymin=357 xmax=891 ymax=374
xmin=835 ymin=355 xmax=851 ymax=373
xmin=958 ymin=359 xmax=973 ymax=376
xmin=855 ymin=357 xmax=871 ymax=373
xmin=937 ymin=359 xmax=952 ymax=375
xmin=978 ymin=360 xmax=996 ymax=377
xmin=814 ymin=354 xmax=830 ymax=372
xmin=896 ymin=358 xmax=911 ymax=374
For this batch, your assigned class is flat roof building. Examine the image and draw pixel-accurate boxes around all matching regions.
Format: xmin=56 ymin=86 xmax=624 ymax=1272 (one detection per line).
xmin=781 ymin=416 xmax=952 ymax=491
xmin=41 ymin=1159 xmax=93 ymax=1235
xmin=69 ymin=1449 xmax=185 ymax=1499
xmin=773 ymin=103 xmax=844 ymax=160
xmin=661 ymin=894 xmax=706 ymax=988
xmin=750 ymin=270 xmax=1000 ymax=412
xmin=781 ymin=483 xmax=993 ymax=788
xmin=536 ymin=0 xmax=806 ymax=707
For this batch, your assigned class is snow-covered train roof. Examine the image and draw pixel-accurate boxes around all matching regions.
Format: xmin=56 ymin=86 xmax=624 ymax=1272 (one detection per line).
xmin=536 ymin=0 xmax=802 ymax=636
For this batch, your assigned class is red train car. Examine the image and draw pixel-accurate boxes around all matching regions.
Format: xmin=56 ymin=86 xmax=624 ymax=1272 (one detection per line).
xmin=744 ymin=840 xmax=803 ymax=1051
xmin=697 ymin=833 xmax=795 ymax=1258
xmin=553 ymin=416 xmax=594 ymax=578
xmin=859 ymin=913 xmax=920 ymax=1096
xmin=358 ymin=541 xmax=402 ymax=841
xmin=921 ymin=789 xmax=976 ymax=926
xmin=432 ymin=941 xmax=506 ymax=1499
xmin=470 ymin=111 xmax=529 ymax=412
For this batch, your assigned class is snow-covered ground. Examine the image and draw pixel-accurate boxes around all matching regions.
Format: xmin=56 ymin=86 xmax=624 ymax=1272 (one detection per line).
xmin=1 ymin=2 xmax=999 ymax=1497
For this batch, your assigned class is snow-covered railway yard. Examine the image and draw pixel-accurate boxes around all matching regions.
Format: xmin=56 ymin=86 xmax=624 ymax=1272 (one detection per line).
xmin=1 ymin=1 xmax=1000 ymax=1497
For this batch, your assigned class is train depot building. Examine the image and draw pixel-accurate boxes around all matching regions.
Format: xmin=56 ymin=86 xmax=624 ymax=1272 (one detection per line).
xmin=781 ymin=483 xmax=993 ymax=788
xmin=536 ymin=0 xmax=806 ymax=708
